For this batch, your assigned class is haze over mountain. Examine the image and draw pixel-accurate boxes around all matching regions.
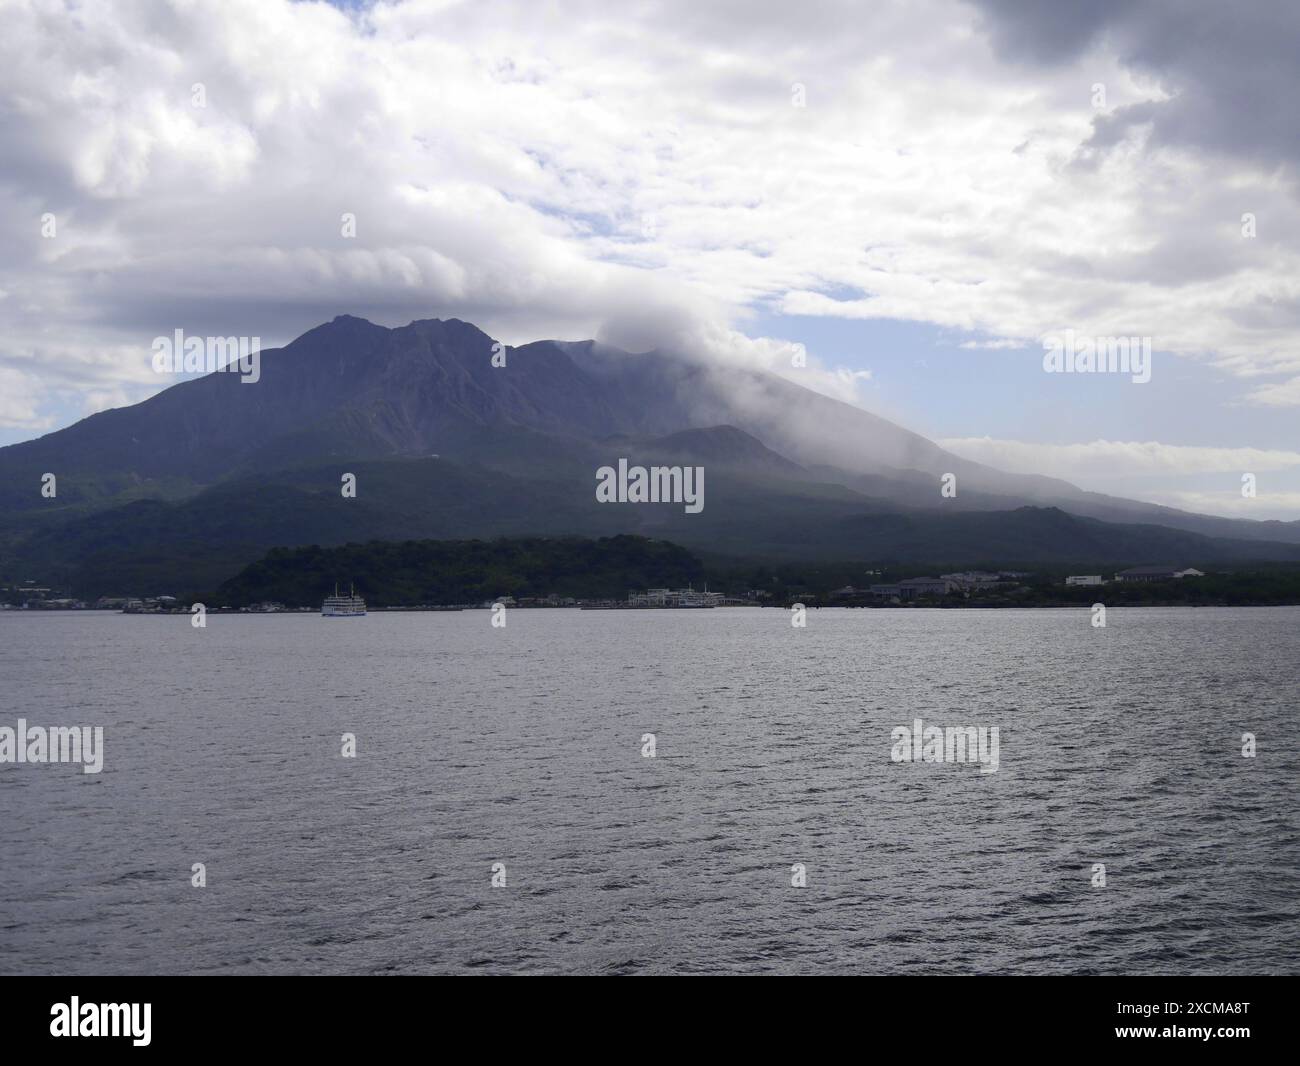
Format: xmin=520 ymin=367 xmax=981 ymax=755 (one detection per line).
xmin=2 ymin=314 xmax=1299 ymax=597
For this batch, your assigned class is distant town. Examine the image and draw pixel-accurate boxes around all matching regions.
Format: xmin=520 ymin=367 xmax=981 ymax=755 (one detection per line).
xmin=3 ymin=564 xmax=1294 ymax=612
xmin=849 ymin=566 xmax=1206 ymax=602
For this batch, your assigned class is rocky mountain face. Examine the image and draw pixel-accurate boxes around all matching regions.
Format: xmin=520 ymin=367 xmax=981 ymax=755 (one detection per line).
xmin=2 ymin=314 xmax=1298 ymax=596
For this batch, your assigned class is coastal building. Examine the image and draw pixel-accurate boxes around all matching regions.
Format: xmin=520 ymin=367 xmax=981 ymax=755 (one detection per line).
xmin=1113 ymin=566 xmax=1205 ymax=583
xmin=540 ymin=594 xmax=577 ymax=606
xmin=122 ymin=598 xmax=183 ymax=613
xmin=1065 ymin=575 xmax=1103 ymax=586
xmin=870 ymin=577 xmax=954 ymax=601
xmin=940 ymin=571 xmax=1003 ymax=589
xmin=628 ymin=586 xmax=723 ymax=607
xmin=14 ymin=597 xmax=89 ymax=609
xmin=900 ymin=576 xmax=954 ymax=598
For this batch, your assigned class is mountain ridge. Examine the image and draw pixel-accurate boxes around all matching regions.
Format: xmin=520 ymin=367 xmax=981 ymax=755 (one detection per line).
xmin=2 ymin=313 xmax=1299 ymax=596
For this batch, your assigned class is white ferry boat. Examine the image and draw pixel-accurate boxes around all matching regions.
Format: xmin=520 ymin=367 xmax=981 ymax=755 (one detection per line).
xmin=321 ymin=583 xmax=366 ymax=617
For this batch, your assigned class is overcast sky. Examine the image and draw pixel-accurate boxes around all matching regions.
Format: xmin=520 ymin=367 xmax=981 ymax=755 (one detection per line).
xmin=3 ymin=0 xmax=1299 ymax=517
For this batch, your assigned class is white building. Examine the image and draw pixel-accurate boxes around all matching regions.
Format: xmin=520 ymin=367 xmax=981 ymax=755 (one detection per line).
xmin=871 ymin=577 xmax=954 ymax=601
xmin=628 ymin=586 xmax=723 ymax=607
xmin=1114 ymin=566 xmax=1206 ymax=583
xmin=1065 ymin=575 xmax=1103 ymax=586
xmin=940 ymin=571 xmax=1003 ymax=589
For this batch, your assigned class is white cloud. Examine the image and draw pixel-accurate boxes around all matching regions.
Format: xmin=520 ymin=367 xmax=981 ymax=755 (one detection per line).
xmin=958 ymin=338 xmax=1025 ymax=350
xmin=836 ymin=367 xmax=874 ymax=386
xmin=938 ymin=436 xmax=1300 ymax=477
xmin=1 ymin=0 xmax=1298 ymax=435
xmin=0 ymin=368 xmax=56 ymax=430
xmin=1139 ymin=489 xmax=1300 ymax=518
xmin=1243 ymin=376 xmax=1300 ymax=408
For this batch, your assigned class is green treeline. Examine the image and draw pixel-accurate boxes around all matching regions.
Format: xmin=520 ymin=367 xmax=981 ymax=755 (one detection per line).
xmin=214 ymin=534 xmax=704 ymax=607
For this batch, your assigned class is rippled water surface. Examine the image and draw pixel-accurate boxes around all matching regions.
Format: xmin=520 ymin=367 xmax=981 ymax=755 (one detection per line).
xmin=1 ymin=606 xmax=1297 ymax=975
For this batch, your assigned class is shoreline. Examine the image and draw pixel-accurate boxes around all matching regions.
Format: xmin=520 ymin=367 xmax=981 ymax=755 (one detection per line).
xmin=5 ymin=602 xmax=1300 ymax=615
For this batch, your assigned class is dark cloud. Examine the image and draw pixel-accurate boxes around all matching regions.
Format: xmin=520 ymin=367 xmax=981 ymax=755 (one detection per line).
xmin=973 ymin=0 xmax=1300 ymax=174
xmin=972 ymin=0 xmax=1130 ymax=62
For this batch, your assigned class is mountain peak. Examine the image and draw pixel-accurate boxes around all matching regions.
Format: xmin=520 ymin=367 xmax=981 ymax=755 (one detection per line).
xmin=3 ymin=310 xmax=1295 ymax=557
